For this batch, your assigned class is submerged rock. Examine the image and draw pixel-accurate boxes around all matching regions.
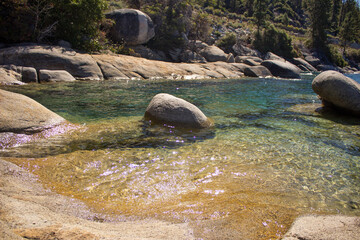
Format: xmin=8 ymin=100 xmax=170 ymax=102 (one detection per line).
xmin=0 ymin=89 xmax=66 ymax=133
xmin=261 ymin=60 xmax=301 ymax=79
xmin=144 ymin=93 xmax=213 ymax=129
xmin=312 ymin=70 xmax=360 ymax=115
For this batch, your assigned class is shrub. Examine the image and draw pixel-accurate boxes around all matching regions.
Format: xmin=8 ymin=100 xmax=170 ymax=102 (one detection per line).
xmin=326 ymin=45 xmax=348 ymax=67
xmin=252 ymin=24 xmax=296 ymax=58
xmin=216 ymin=32 xmax=236 ymax=51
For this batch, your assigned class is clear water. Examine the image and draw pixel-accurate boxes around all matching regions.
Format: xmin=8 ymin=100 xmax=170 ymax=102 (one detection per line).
xmin=1 ymin=74 xmax=360 ymax=239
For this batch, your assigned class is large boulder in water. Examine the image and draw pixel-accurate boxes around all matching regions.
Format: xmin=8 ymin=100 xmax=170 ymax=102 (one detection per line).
xmin=106 ymin=9 xmax=155 ymax=46
xmin=261 ymin=60 xmax=301 ymax=79
xmin=0 ymin=89 xmax=66 ymax=133
xmin=312 ymin=70 xmax=360 ymax=115
xmin=145 ymin=93 xmax=213 ymax=129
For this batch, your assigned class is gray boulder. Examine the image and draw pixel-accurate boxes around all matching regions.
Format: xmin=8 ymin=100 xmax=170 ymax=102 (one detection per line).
xmin=20 ymin=67 xmax=37 ymax=83
xmin=145 ymin=93 xmax=213 ymax=129
xmin=106 ymin=9 xmax=155 ymax=46
xmin=291 ymin=58 xmax=318 ymax=72
xmin=305 ymin=55 xmax=321 ymax=68
xmin=200 ymin=45 xmax=228 ymax=62
xmin=39 ymin=70 xmax=76 ymax=82
xmin=0 ymin=89 xmax=66 ymax=133
xmin=312 ymin=70 xmax=360 ymax=115
xmin=232 ymin=43 xmax=261 ymax=57
xmin=261 ymin=60 xmax=301 ymax=79
xmin=0 ymin=45 xmax=103 ymax=80
xmin=180 ymin=50 xmax=206 ymax=63
xmin=244 ymin=59 xmax=260 ymax=66
xmin=264 ymin=52 xmax=285 ymax=61
xmin=235 ymin=56 xmax=263 ymax=64
xmin=226 ymin=53 xmax=235 ymax=63
xmin=244 ymin=65 xmax=272 ymax=78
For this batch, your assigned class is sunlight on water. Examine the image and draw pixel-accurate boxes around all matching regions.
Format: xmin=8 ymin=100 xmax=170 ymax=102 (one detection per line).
xmin=1 ymin=75 xmax=360 ymax=239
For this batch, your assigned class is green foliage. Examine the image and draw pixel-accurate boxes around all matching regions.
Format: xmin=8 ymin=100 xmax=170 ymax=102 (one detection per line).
xmin=216 ymin=32 xmax=236 ymax=50
xmin=327 ymin=45 xmax=348 ymax=67
xmin=305 ymin=0 xmax=332 ymax=49
xmin=339 ymin=1 xmax=360 ymax=53
xmin=253 ymin=0 xmax=269 ymax=31
xmin=252 ymin=24 xmax=296 ymax=58
xmin=0 ymin=0 xmax=108 ymax=50
xmin=189 ymin=11 xmax=212 ymax=42
xmin=346 ymin=48 xmax=360 ymax=63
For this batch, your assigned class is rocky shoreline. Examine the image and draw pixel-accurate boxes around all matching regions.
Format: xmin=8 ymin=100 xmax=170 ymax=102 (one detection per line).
xmin=1 ymin=44 xmax=358 ymax=86
xmin=1 ymin=44 xmax=360 ymax=239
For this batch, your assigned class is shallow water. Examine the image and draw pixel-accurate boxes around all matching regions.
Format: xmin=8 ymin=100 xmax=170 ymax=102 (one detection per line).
xmin=1 ymin=75 xmax=360 ymax=239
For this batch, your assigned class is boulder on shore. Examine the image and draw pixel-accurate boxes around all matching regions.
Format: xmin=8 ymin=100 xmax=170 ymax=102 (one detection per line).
xmin=292 ymin=58 xmax=318 ymax=72
xmin=0 ymin=68 xmax=23 ymax=85
xmin=144 ymin=93 xmax=213 ymax=129
xmin=106 ymin=9 xmax=155 ymax=46
xmin=0 ymin=45 xmax=103 ymax=80
xmin=199 ymin=45 xmax=228 ymax=62
xmin=261 ymin=60 xmax=301 ymax=79
xmin=312 ymin=70 xmax=360 ymax=115
xmin=39 ymin=70 xmax=76 ymax=82
xmin=0 ymin=89 xmax=66 ymax=133
xmin=243 ymin=65 xmax=272 ymax=78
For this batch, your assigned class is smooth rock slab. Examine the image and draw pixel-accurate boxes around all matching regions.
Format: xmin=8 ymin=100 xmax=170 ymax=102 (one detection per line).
xmin=282 ymin=215 xmax=360 ymax=240
xmin=39 ymin=70 xmax=76 ymax=82
xmin=261 ymin=60 xmax=301 ymax=79
xmin=0 ymin=89 xmax=66 ymax=133
xmin=145 ymin=93 xmax=213 ymax=129
xmin=312 ymin=70 xmax=360 ymax=115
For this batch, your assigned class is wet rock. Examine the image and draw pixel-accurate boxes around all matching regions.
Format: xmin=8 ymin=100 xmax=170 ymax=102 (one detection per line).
xmin=39 ymin=70 xmax=76 ymax=82
xmin=312 ymin=70 xmax=360 ymax=115
xmin=106 ymin=9 xmax=155 ymax=46
xmin=243 ymin=65 xmax=272 ymax=78
xmin=282 ymin=215 xmax=360 ymax=240
xmin=261 ymin=60 xmax=301 ymax=79
xmin=0 ymin=89 xmax=66 ymax=133
xmin=145 ymin=93 xmax=213 ymax=129
xmin=200 ymin=45 xmax=228 ymax=62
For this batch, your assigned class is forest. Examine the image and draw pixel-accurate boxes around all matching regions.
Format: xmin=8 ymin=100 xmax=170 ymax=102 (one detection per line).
xmin=1 ymin=0 xmax=360 ymax=66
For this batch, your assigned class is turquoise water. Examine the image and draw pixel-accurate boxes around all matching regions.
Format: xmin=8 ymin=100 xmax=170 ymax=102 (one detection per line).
xmin=1 ymin=74 xmax=360 ymax=239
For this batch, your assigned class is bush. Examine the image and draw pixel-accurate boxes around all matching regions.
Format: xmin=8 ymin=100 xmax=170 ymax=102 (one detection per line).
xmin=252 ymin=24 xmax=296 ymax=58
xmin=216 ymin=32 xmax=236 ymax=51
xmin=327 ymin=45 xmax=348 ymax=67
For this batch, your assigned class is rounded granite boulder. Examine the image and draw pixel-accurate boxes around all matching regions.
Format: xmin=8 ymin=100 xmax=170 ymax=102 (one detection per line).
xmin=144 ymin=93 xmax=213 ymax=129
xmin=0 ymin=89 xmax=66 ymax=133
xmin=106 ymin=9 xmax=155 ymax=46
xmin=312 ymin=70 xmax=360 ymax=115
xmin=261 ymin=59 xmax=301 ymax=79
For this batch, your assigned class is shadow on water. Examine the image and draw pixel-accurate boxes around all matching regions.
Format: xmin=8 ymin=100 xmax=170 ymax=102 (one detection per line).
xmin=0 ymin=119 xmax=216 ymax=158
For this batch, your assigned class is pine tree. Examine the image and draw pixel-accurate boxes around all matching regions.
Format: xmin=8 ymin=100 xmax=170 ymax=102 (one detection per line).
xmin=253 ymin=0 xmax=269 ymax=32
xmin=306 ymin=0 xmax=331 ymax=49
